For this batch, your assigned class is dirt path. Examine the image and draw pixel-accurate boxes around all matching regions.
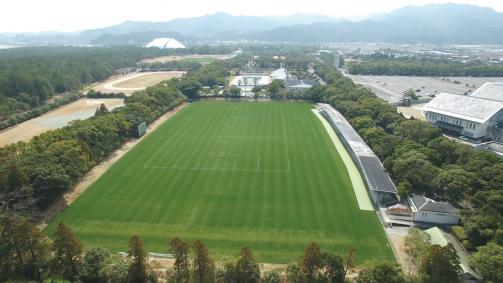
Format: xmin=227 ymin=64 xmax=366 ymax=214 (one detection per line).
xmin=37 ymin=103 xmax=188 ymax=229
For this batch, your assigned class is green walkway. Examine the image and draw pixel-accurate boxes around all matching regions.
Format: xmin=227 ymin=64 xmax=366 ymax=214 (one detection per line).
xmin=313 ymin=110 xmax=374 ymax=211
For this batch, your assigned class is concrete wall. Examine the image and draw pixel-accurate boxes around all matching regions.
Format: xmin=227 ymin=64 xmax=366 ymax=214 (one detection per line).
xmin=413 ymin=211 xmax=459 ymax=225
xmin=424 ymin=111 xmax=488 ymax=138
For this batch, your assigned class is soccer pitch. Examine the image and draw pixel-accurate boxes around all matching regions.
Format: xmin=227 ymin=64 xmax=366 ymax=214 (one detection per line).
xmin=44 ymin=101 xmax=393 ymax=263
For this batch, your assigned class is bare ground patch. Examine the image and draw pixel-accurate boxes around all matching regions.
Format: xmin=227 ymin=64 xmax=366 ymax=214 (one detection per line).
xmin=36 ymin=102 xmax=188 ymax=229
xmin=0 ymin=99 xmax=124 ymax=146
xmin=91 ymin=72 xmax=184 ymax=95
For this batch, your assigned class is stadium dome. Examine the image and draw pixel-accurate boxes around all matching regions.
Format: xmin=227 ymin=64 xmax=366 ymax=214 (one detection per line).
xmin=145 ymin=38 xmax=186 ymax=49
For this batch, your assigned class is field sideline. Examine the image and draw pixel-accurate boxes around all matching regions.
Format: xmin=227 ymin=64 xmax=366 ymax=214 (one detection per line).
xmin=44 ymin=101 xmax=393 ymax=263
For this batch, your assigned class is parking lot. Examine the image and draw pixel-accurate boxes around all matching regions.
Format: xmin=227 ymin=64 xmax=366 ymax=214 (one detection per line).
xmin=346 ymin=75 xmax=503 ymax=103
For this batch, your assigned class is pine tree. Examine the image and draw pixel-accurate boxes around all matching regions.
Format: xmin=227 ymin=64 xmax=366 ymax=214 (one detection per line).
xmin=127 ymin=235 xmax=148 ymax=283
xmin=170 ymin=237 xmax=190 ymax=282
xmin=192 ymin=240 xmax=214 ymax=283
xmin=51 ymin=222 xmax=83 ymax=281
xmin=235 ymin=247 xmax=260 ymax=283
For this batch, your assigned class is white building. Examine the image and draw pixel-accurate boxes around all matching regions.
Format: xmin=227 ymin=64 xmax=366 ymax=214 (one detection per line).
xmin=270 ymin=68 xmax=288 ymax=80
xmin=422 ymin=82 xmax=503 ymax=141
xmin=409 ymin=194 xmax=459 ymax=225
xmin=145 ymin=38 xmax=185 ymax=49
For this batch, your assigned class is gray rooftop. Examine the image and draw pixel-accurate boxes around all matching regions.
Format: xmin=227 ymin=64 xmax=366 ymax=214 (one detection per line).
xmin=470 ymin=82 xmax=503 ymax=102
xmin=318 ymin=104 xmax=397 ymax=194
xmin=411 ymin=194 xmax=459 ymax=214
xmin=422 ymin=92 xmax=503 ymax=123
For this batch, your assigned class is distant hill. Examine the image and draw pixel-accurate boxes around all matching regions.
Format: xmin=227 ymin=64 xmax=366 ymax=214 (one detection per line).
xmin=80 ymin=12 xmax=338 ymax=41
xmin=90 ymin=31 xmax=188 ymax=47
xmin=241 ymin=3 xmax=503 ymax=44
xmin=3 ymin=4 xmax=503 ymax=45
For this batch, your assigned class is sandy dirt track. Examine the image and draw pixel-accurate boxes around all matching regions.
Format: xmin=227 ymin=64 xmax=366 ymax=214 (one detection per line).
xmin=91 ymin=71 xmax=184 ymax=95
xmin=37 ymin=103 xmax=188 ymax=229
xmin=0 ymin=99 xmax=124 ymax=146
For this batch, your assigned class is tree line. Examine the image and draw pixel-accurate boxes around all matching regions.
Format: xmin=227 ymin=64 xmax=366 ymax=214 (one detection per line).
xmin=313 ymin=62 xmax=503 ymax=282
xmin=347 ymin=57 xmax=503 ymax=77
xmin=0 ymin=46 xmax=186 ymax=119
xmin=0 ymin=82 xmax=186 ymax=216
xmin=1 ymin=216 xmax=466 ymax=283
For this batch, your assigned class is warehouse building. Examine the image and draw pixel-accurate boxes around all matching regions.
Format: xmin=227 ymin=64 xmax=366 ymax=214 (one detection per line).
xmin=422 ymin=82 xmax=503 ymax=142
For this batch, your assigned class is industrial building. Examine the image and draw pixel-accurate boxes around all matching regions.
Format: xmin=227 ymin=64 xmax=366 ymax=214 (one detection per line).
xmin=422 ymin=82 xmax=503 ymax=142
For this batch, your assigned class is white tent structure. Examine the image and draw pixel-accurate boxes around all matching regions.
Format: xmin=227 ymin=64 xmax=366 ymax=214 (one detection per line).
xmin=145 ymin=38 xmax=185 ymax=49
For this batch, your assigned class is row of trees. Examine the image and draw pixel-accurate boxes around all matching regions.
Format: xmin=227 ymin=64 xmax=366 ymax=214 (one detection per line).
xmin=0 ymin=82 xmax=186 ymax=216
xmin=313 ymin=62 xmax=503 ymax=282
xmin=0 ymin=92 xmax=82 ymax=130
xmin=2 ymin=216 xmax=467 ymax=283
xmin=0 ymin=46 xmax=180 ymax=118
xmin=347 ymin=57 xmax=503 ymax=77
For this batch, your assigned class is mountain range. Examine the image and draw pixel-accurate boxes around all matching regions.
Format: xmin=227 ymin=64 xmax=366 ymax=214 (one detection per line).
xmin=2 ymin=3 xmax=503 ymax=46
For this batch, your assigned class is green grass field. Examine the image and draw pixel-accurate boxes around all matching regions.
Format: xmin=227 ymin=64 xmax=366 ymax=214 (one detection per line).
xmin=177 ymin=57 xmax=218 ymax=64
xmin=44 ymin=101 xmax=393 ymax=263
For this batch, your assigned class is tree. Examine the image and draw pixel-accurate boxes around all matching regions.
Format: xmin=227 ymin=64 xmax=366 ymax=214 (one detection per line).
xmin=267 ymin=79 xmax=286 ymax=99
xmin=343 ymin=247 xmax=356 ymax=281
xmin=128 ymin=235 xmax=148 ymax=283
xmin=52 ymin=222 xmax=83 ymax=281
xmin=95 ymin=103 xmax=109 ymax=116
xmin=350 ymin=116 xmax=375 ymax=132
xmin=322 ymin=252 xmax=345 ymax=283
xmin=216 ymin=262 xmax=236 ymax=283
xmin=299 ymin=242 xmax=324 ymax=281
xmin=391 ymin=152 xmax=439 ymax=194
xmin=419 ymin=244 xmax=461 ymax=283
xmin=176 ymin=78 xmax=203 ymax=98
xmin=105 ymin=255 xmax=130 ymax=283
xmin=0 ymin=216 xmax=51 ymax=282
xmin=81 ymin=247 xmax=111 ymax=283
xmin=235 ymin=247 xmax=260 ymax=283
xmin=263 ymin=271 xmax=280 ymax=283
xmin=438 ymin=167 xmax=475 ymax=204
xmin=170 ymin=237 xmax=190 ymax=282
xmin=470 ymin=242 xmax=503 ymax=283
xmin=286 ymin=264 xmax=303 ymax=283
xmin=192 ymin=240 xmax=215 ymax=283
xmin=356 ymin=263 xmax=406 ymax=283
xmin=404 ymin=228 xmax=431 ymax=266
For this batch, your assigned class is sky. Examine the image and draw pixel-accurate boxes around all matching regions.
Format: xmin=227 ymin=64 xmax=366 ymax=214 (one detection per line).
xmin=2 ymin=0 xmax=503 ymax=33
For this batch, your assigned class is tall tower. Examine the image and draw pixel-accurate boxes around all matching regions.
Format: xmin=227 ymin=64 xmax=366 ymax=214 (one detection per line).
xmin=334 ymin=53 xmax=340 ymax=69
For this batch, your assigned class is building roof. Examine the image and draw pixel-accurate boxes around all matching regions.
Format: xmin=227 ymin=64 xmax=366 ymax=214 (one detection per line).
xmin=145 ymin=38 xmax=185 ymax=49
xmin=470 ymin=82 xmax=503 ymax=102
xmin=425 ymin=227 xmax=481 ymax=280
xmin=422 ymin=92 xmax=503 ymax=123
xmin=270 ymin=68 xmax=288 ymax=80
xmin=318 ymin=104 xmax=397 ymax=195
xmin=410 ymin=194 xmax=459 ymax=214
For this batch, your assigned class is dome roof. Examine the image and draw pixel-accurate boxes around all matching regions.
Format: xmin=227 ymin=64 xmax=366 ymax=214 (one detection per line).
xmin=145 ymin=38 xmax=185 ymax=49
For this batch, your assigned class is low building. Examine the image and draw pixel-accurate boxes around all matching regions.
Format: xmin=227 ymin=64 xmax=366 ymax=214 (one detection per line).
xmin=409 ymin=194 xmax=459 ymax=225
xmin=270 ymin=68 xmax=288 ymax=80
xmin=422 ymin=82 xmax=503 ymax=141
xmin=425 ymin=227 xmax=481 ymax=282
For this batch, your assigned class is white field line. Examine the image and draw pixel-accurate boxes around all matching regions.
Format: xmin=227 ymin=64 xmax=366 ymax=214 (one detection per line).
xmin=312 ymin=109 xmax=374 ymax=211
xmin=281 ymin=118 xmax=292 ymax=172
